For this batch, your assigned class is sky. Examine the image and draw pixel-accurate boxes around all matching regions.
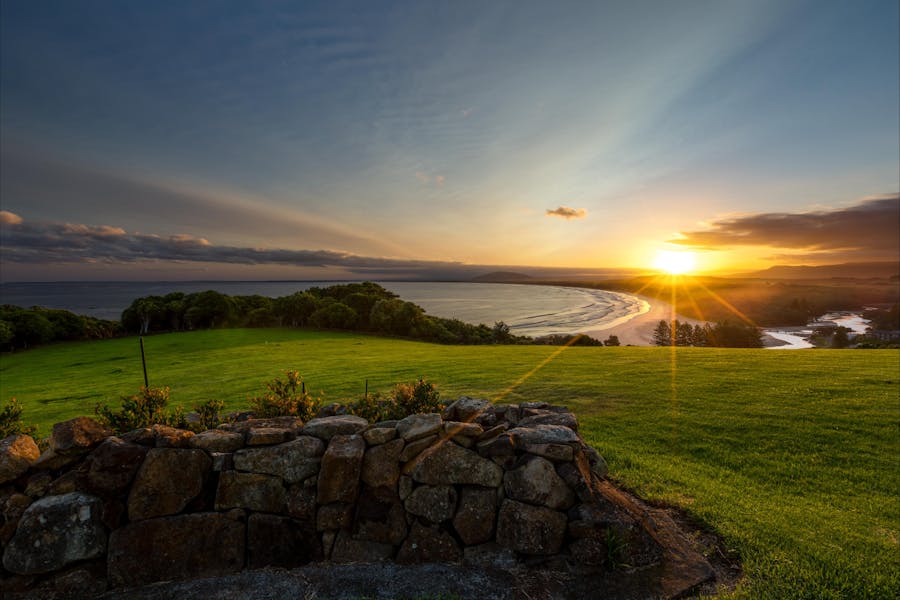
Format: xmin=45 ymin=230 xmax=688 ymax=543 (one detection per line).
xmin=1 ymin=0 xmax=898 ymax=281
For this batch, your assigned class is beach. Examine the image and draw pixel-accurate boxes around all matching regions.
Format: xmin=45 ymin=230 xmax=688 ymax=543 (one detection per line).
xmin=583 ymin=294 xmax=699 ymax=346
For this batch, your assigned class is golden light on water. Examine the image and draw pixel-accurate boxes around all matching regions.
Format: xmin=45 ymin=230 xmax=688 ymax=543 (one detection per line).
xmin=653 ymin=250 xmax=697 ymax=275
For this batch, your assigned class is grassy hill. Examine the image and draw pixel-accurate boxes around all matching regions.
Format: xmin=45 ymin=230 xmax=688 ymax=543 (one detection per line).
xmin=1 ymin=328 xmax=898 ymax=598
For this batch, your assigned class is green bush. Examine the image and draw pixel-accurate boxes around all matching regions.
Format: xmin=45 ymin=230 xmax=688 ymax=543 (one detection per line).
xmin=347 ymin=391 xmax=393 ymax=423
xmin=192 ymin=398 xmax=225 ymax=431
xmin=348 ymin=378 xmax=444 ymax=422
xmin=95 ymin=386 xmax=181 ymax=433
xmin=0 ymin=397 xmax=36 ymax=438
xmin=249 ymin=371 xmax=320 ymax=420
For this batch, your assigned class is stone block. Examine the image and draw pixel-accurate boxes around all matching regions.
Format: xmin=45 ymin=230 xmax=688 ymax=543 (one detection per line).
xmin=496 ymin=499 xmax=567 ymax=555
xmin=361 ymin=438 xmax=404 ymax=489
xmin=127 ymin=448 xmax=211 ymax=521
xmin=2 ymin=492 xmax=107 ymax=575
xmin=234 ymin=436 xmax=324 ymax=483
xmin=247 ymin=513 xmax=321 ymax=568
xmin=410 ymin=441 xmax=503 ymax=487
xmin=215 ymin=471 xmax=286 ymax=512
xmin=317 ymin=434 xmax=365 ymax=504
xmin=0 ymin=434 xmax=40 ymax=484
xmin=190 ymin=429 xmax=244 ymax=453
xmin=106 ymin=512 xmax=245 ymax=588
xmin=453 ymin=486 xmax=497 ymax=545
xmin=404 ymin=484 xmax=457 ymax=523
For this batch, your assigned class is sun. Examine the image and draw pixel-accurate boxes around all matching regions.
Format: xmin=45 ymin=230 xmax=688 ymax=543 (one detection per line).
xmin=653 ymin=250 xmax=696 ymax=275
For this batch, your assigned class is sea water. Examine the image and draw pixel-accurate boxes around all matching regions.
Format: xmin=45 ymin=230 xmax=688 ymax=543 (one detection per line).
xmin=0 ymin=281 xmax=647 ymax=338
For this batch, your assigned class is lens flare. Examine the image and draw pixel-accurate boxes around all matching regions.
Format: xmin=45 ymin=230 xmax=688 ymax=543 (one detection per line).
xmin=653 ymin=250 xmax=696 ymax=275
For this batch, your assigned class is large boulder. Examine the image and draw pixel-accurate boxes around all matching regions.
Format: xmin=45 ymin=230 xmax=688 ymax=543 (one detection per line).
xmin=453 ymin=486 xmax=497 ymax=546
xmin=496 ymin=499 xmax=567 ymax=555
xmin=234 ymin=436 xmax=324 ymax=483
xmin=302 ymin=415 xmax=368 ymax=440
xmin=317 ymin=434 xmax=365 ymax=504
xmin=0 ymin=434 xmax=40 ymax=484
xmin=247 ymin=513 xmax=321 ymax=568
xmin=127 ymin=448 xmax=211 ymax=521
xmin=409 ymin=441 xmax=503 ymax=487
xmin=2 ymin=492 xmax=107 ymax=575
xmin=215 ymin=471 xmax=286 ymax=513
xmin=107 ymin=512 xmax=245 ymax=588
xmin=503 ymin=455 xmax=576 ymax=510
xmin=361 ymin=438 xmax=404 ymax=489
xmin=82 ymin=437 xmax=149 ymax=496
xmin=49 ymin=417 xmax=111 ymax=455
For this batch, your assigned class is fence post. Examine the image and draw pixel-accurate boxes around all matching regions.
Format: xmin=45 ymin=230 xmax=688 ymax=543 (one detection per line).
xmin=139 ymin=337 xmax=149 ymax=388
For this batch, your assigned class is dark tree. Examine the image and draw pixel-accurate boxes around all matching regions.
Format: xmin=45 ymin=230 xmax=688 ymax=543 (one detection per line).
xmin=652 ymin=320 xmax=672 ymax=346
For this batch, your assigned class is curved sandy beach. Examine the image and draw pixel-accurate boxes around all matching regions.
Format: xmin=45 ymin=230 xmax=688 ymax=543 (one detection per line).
xmin=582 ymin=294 xmax=700 ymax=346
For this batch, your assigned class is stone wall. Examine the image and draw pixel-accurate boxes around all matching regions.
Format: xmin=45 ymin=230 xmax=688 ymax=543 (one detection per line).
xmin=0 ymin=398 xmax=711 ymax=597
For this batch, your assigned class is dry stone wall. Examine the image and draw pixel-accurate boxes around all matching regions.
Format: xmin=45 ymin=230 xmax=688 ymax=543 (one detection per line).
xmin=0 ymin=398 xmax=711 ymax=597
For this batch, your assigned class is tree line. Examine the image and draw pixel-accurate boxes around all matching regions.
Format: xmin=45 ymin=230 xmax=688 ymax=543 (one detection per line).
xmin=119 ymin=282 xmax=533 ymax=345
xmin=652 ymin=319 xmax=763 ymax=348
xmin=0 ymin=305 xmax=120 ymax=352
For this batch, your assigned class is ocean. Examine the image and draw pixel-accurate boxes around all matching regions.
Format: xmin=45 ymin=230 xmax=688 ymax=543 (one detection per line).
xmin=0 ymin=281 xmax=648 ymax=338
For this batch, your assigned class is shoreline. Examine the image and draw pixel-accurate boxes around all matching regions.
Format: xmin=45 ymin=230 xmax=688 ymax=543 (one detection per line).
xmin=582 ymin=294 xmax=701 ymax=346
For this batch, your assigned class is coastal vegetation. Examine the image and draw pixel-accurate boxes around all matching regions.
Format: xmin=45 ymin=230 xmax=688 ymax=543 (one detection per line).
xmin=1 ymin=329 xmax=897 ymax=597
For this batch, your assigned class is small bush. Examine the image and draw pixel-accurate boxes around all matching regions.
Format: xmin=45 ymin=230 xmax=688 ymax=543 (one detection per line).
xmin=192 ymin=398 xmax=225 ymax=431
xmin=249 ymin=371 xmax=320 ymax=420
xmin=0 ymin=397 xmax=36 ymax=438
xmin=95 ymin=386 xmax=179 ymax=433
xmin=392 ymin=378 xmax=443 ymax=416
xmin=347 ymin=391 xmax=393 ymax=423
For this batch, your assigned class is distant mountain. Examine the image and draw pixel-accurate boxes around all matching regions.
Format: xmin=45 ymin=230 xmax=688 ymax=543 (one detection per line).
xmin=740 ymin=261 xmax=900 ymax=280
xmin=471 ymin=271 xmax=532 ymax=282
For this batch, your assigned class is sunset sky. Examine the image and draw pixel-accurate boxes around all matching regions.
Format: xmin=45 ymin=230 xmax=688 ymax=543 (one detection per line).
xmin=1 ymin=0 xmax=898 ymax=281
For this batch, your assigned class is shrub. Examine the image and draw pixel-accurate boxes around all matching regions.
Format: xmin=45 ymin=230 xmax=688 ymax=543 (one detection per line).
xmin=391 ymin=378 xmax=443 ymax=417
xmin=95 ymin=386 xmax=179 ymax=433
xmin=249 ymin=371 xmax=320 ymax=420
xmin=347 ymin=391 xmax=393 ymax=423
xmin=0 ymin=397 xmax=36 ymax=438
xmin=347 ymin=378 xmax=444 ymax=422
xmin=192 ymin=398 xmax=225 ymax=431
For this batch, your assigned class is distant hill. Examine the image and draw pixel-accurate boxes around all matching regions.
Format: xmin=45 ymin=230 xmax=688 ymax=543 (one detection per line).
xmin=741 ymin=261 xmax=900 ymax=280
xmin=471 ymin=271 xmax=532 ymax=282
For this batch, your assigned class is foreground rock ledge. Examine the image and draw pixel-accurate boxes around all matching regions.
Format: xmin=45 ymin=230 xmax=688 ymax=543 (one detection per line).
xmin=0 ymin=399 xmax=715 ymax=599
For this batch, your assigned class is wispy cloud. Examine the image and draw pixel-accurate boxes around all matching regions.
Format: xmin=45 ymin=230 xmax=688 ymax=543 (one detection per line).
xmin=545 ymin=206 xmax=587 ymax=220
xmin=670 ymin=194 xmax=900 ymax=260
xmin=0 ymin=213 xmax=468 ymax=274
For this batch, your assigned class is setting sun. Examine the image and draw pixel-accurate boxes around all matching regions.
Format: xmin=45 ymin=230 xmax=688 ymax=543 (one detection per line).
xmin=653 ymin=250 xmax=696 ymax=275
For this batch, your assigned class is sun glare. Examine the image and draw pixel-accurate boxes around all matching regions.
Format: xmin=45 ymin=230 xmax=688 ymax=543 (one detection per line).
xmin=653 ymin=250 xmax=696 ymax=275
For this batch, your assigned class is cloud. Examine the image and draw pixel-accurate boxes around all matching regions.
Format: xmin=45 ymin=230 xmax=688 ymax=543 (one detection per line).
xmin=0 ymin=215 xmax=476 ymax=277
xmin=545 ymin=206 xmax=587 ymax=220
xmin=0 ymin=211 xmax=23 ymax=225
xmin=670 ymin=195 xmax=900 ymax=260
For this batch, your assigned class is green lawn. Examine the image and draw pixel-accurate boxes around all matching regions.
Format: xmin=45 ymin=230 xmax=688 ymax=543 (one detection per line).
xmin=2 ymin=328 xmax=898 ymax=599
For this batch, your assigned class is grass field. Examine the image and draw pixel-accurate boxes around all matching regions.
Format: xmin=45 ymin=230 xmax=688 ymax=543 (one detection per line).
xmin=2 ymin=328 xmax=898 ymax=599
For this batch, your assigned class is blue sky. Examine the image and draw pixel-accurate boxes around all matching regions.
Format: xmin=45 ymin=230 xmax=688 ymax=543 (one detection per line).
xmin=1 ymin=0 xmax=898 ymax=280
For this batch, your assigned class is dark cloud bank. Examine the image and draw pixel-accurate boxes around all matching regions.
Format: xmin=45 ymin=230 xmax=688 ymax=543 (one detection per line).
xmin=671 ymin=195 xmax=899 ymax=261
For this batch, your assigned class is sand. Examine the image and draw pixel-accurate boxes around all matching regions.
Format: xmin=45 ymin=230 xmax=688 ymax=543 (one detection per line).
xmin=583 ymin=294 xmax=701 ymax=346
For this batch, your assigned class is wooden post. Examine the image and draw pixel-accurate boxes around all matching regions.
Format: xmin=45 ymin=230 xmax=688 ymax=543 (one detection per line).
xmin=139 ymin=337 xmax=149 ymax=388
